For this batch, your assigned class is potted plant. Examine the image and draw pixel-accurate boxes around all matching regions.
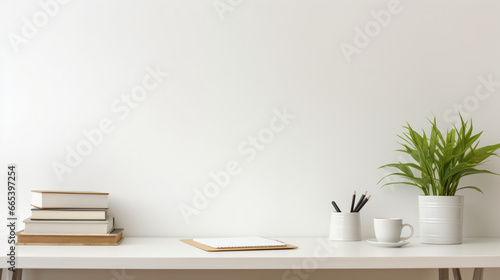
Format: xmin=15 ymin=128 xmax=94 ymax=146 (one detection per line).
xmin=379 ymin=116 xmax=500 ymax=244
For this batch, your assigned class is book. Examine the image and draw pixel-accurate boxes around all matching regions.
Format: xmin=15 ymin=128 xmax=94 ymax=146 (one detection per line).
xmin=16 ymin=228 xmax=123 ymax=246
xmin=23 ymin=216 xmax=114 ymax=235
xmin=31 ymin=208 xmax=107 ymax=221
xmin=192 ymin=236 xmax=287 ymax=249
xmin=31 ymin=190 xmax=109 ymax=209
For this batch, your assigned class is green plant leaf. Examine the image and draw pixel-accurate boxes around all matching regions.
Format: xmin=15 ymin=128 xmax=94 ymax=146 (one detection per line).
xmin=378 ymin=114 xmax=500 ymax=196
xmin=456 ymin=186 xmax=484 ymax=194
xmin=380 ymin=182 xmax=429 ymax=195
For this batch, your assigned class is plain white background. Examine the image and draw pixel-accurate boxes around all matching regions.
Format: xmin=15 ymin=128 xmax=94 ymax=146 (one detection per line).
xmin=3 ymin=0 xmax=500 ymax=279
xmin=1 ymin=0 xmax=500 ymax=266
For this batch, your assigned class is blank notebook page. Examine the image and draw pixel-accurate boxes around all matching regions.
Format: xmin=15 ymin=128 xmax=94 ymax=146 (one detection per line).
xmin=193 ymin=236 xmax=286 ymax=248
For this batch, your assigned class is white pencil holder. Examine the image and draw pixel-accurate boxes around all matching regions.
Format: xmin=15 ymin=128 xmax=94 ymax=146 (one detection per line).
xmin=329 ymin=212 xmax=361 ymax=241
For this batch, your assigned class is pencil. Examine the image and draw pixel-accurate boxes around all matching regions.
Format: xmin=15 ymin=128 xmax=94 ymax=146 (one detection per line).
xmin=331 ymin=201 xmax=341 ymax=212
xmin=353 ymin=191 xmax=366 ymax=212
xmin=355 ymin=195 xmax=371 ymax=212
xmin=350 ymin=191 xmax=356 ymax=212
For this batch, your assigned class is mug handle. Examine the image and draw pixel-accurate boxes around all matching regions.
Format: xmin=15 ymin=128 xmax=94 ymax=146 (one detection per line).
xmin=400 ymin=224 xmax=414 ymax=240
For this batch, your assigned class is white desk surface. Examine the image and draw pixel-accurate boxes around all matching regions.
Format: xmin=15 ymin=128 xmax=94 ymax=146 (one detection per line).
xmin=15 ymin=237 xmax=500 ymax=270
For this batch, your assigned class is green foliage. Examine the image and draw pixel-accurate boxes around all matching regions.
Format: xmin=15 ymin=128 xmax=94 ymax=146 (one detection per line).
xmin=379 ymin=116 xmax=500 ymax=196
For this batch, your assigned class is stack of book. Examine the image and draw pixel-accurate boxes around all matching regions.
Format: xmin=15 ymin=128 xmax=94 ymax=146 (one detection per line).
xmin=16 ymin=190 xmax=123 ymax=246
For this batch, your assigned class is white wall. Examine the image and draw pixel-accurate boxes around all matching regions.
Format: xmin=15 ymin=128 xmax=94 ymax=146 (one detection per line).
xmin=2 ymin=0 xmax=500 ymax=242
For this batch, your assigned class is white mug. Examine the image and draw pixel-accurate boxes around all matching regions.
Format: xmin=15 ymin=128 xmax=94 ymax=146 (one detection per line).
xmin=374 ymin=218 xmax=414 ymax=243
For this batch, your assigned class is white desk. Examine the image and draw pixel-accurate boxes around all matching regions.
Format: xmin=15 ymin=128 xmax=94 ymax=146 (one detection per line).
xmin=7 ymin=237 xmax=500 ymax=280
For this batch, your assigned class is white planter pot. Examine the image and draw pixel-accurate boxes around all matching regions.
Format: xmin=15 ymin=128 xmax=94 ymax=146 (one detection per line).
xmin=418 ymin=195 xmax=464 ymax=244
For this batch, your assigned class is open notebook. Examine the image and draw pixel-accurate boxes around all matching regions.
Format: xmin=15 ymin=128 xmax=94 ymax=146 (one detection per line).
xmin=193 ymin=236 xmax=286 ymax=249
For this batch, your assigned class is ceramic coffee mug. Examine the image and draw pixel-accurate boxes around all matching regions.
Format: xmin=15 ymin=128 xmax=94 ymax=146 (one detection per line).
xmin=374 ymin=218 xmax=414 ymax=243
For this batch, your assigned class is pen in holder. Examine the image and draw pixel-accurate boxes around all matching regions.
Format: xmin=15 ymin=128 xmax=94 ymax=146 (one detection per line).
xmin=329 ymin=212 xmax=361 ymax=241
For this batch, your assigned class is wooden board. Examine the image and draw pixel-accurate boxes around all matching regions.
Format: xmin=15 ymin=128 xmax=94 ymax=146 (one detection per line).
xmin=16 ymin=229 xmax=123 ymax=246
xmin=180 ymin=239 xmax=298 ymax=252
xmin=16 ymin=237 xmax=124 ymax=246
xmin=31 ymin=205 xmax=109 ymax=209
xmin=31 ymin=190 xmax=109 ymax=195
xmin=30 ymin=204 xmax=109 ymax=210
